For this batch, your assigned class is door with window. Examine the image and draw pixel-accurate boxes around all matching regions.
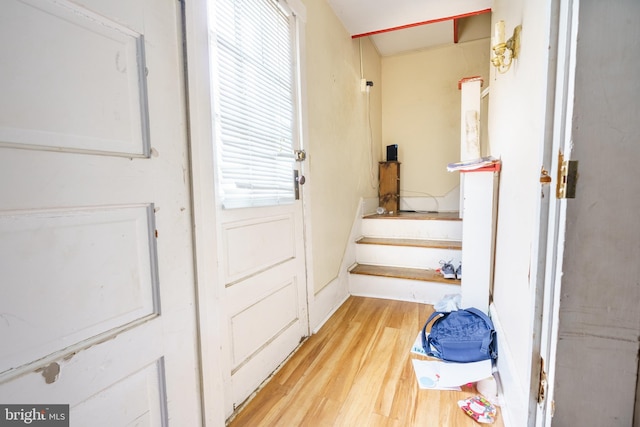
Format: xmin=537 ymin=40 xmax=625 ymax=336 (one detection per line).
xmin=210 ymin=0 xmax=309 ymax=414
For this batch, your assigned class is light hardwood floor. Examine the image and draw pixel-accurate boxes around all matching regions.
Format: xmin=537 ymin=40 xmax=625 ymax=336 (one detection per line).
xmin=228 ymin=296 xmax=504 ymax=426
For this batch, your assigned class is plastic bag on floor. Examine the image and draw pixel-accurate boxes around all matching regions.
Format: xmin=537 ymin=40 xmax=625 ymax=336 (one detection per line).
xmin=458 ymin=395 xmax=497 ymax=424
xmin=434 ymin=293 xmax=461 ymax=312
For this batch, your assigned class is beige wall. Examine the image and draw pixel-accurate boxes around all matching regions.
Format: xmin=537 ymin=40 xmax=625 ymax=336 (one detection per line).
xmin=488 ymin=0 xmax=553 ymax=423
xmin=302 ymin=0 xmax=382 ymax=293
xmin=381 ymin=39 xmax=490 ymax=203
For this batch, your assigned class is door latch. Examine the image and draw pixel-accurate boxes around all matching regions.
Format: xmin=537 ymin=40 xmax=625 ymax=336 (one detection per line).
xmin=294 ymin=170 xmax=305 ymax=200
xmin=294 ymin=149 xmax=306 ymax=162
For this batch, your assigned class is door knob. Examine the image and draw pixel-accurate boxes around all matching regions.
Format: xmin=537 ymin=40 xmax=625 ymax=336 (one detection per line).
xmin=296 ymin=175 xmax=306 ymax=185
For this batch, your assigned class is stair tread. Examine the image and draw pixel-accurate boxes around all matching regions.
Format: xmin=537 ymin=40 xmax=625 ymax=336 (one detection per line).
xmin=356 ymin=236 xmax=461 ymax=250
xmin=363 ymin=211 xmax=461 ymax=221
xmin=350 ymin=263 xmax=461 ymax=285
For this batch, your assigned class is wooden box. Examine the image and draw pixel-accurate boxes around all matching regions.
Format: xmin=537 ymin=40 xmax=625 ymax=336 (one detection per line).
xmin=378 ymin=161 xmax=400 ymax=213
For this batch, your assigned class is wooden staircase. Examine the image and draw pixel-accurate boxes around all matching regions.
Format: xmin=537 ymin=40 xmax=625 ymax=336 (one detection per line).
xmin=349 ymin=211 xmax=462 ymax=304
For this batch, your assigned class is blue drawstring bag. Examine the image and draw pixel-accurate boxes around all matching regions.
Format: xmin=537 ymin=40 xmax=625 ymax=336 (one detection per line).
xmin=421 ymin=308 xmax=497 ymax=363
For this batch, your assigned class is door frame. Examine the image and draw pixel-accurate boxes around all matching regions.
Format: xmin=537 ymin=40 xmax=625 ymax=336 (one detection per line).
xmin=182 ymin=0 xmax=226 ymax=425
xmin=182 ymin=0 xmax=312 ymax=423
xmin=531 ymin=0 xmax=579 ymax=425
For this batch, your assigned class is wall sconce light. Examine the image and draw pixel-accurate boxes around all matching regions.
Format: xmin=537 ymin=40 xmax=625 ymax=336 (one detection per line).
xmin=491 ymin=21 xmax=521 ymax=74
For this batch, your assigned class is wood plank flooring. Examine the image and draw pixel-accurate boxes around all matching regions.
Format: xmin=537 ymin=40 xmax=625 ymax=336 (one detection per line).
xmin=228 ymin=297 xmax=504 ymax=427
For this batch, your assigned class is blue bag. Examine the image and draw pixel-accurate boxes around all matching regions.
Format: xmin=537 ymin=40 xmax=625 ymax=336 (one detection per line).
xmin=421 ymin=308 xmax=497 ymax=363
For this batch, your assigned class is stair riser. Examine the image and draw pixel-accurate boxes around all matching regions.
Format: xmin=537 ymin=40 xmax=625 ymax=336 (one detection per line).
xmin=361 ymin=218 xmax=462 ymax=240
xmin=356 ymin=245 xmax=461 ymax=270
xmin=349 ymin=274 xmax=460 ymax=305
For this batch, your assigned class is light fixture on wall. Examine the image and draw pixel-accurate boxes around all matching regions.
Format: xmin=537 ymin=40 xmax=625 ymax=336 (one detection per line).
xmin=491 ymin=21 xmax=521 ymax=74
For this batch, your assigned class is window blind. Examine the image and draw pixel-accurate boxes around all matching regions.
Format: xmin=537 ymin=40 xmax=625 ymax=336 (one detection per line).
xmin=212 ymin=0 xmax=296 ymax=209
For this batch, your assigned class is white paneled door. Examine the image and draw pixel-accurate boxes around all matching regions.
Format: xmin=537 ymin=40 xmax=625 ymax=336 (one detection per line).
xmin=207 ymin=0 xmax=311 ymax=415
xmin=0 ymin=0 xmax=202 ymax=425
xmin=221 ymin=199 xmax=309 ymax=414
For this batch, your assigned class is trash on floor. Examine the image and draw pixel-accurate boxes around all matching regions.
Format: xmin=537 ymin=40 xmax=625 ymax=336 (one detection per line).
xmin=477 ymin=375 xmax=500 ymax=406
xmin=458 ymin=395 xmax=497 ymax=424
xmin=411 ymin=332 xmax=428 ymax=356
xmin=411 ymin=359 xmax=461 ymax=390
xmin=411 ymin=359 xmax=492 ymax=390
xmin=433 ymin=293 xmax=461 ymax=312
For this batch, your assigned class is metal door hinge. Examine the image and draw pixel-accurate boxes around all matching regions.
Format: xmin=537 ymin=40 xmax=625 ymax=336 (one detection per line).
xmin=556 ymin=152 xmax=578 ymax=199
xmin=538 ymin=357 xmax=548 ymax=404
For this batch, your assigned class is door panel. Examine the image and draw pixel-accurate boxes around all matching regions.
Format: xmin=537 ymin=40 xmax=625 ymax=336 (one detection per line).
xmin=0 ymin=321 xmax=166 ymax=421
xmin=72 ymin=360 xmax=167 ymax=427
xmin=0 ymin=0 xmax=149 ymax=157
xmin=0 ymin=0 xmax=201 ymax=424
xmin=223 ymin=214 xmax=296 ymax=283
xmin=221 ymin=204 xmax=308 ymax=411
xmin=0 ymin=205 xmax=158 ymax=374
xmin=230 ymin=278 xmax=299 ymax=366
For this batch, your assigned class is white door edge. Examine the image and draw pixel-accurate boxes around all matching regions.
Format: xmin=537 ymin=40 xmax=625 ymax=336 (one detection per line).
xmin=533 ymin=0 xmax=579 ymax=425
xmin=182 ymin=0 xmax=227 ymax=425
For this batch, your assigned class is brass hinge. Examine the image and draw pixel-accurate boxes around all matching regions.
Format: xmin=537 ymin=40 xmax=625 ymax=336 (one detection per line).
xmin=556 ymin=151 xmax=578 ymax=199
xmin=538 ymin=357 xmax=548 ymax=404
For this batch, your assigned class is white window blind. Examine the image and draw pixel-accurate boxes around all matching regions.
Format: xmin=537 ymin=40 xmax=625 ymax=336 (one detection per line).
xmin=212 ymin=0 xmax=296 ymax=209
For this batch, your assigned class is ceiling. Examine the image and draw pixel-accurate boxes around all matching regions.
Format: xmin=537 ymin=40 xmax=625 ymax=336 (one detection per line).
xmin=325 ymin=0 xmax=493 ymax=56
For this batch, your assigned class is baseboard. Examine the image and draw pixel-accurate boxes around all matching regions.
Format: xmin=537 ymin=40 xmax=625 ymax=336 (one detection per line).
xmin=310 ymin=280 xmax=349 ymax=334
xmin=361 ymin=197 xmax=379 ymax=216
xmin=490 ymin=303 xmax=529 ymax=427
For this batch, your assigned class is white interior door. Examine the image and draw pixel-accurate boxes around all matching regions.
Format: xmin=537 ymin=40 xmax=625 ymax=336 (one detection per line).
xmin=0 ymin=0 xmax=202 ymax=425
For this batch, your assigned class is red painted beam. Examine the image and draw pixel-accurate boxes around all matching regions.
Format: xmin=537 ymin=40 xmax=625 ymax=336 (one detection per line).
xmin=453 ymin=18 xmax=460 ymax=43
xmin=351 ymin=8 xmax=491 ymax=39
xmin=458 ymin=76 xmax=484 ymax=90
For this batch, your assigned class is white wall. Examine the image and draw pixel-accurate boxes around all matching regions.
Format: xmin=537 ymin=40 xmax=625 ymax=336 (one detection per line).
xmin=487 ymin=0 xmax=554 ymax=424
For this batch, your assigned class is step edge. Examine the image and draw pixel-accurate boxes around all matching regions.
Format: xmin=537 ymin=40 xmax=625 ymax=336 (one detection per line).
xmin=350 ymin=263 xmax=461 ymax=285
xmin=356 ymin=237 xmax=462 ymax=249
